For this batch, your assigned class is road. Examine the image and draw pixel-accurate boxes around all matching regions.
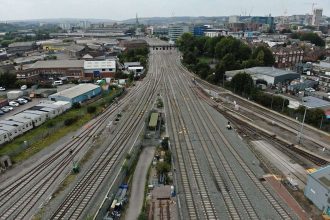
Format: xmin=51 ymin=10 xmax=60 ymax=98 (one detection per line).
xmin=125 ymin=147 xmax=155 ymax=220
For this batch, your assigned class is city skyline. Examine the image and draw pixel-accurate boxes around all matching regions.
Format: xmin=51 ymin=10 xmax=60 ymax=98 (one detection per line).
xmin=0 ymin=0 xmax=329 ymax=21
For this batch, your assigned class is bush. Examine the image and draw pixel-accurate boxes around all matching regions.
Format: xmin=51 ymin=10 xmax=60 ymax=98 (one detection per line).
xmin=64 ymin=116 xmax=79 ymax=126
xmin=87 ymin=106 xmax=97 ymax=114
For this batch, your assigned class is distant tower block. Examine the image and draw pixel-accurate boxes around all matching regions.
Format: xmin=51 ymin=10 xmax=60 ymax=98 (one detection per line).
xmin=312 ymin=8 xmax=323 ymax=26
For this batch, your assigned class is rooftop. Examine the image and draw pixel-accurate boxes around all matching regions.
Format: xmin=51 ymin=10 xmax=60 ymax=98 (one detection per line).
xmin=302 ymin=96 xmax=330 ymax=109
xmin=65 ymin=44 xmax=85 ymax=53
xmin=31 ymin=60 xmax=84 ymax=69
xmin=310 ymin=165 xmax=330 ymax=190
xmin=84 ymin=60 xmax=116 ymax=69
xmin=50 ymin=84 xmax=100 ymax=99
xmin=8 ymin=41 xmax=35 ymax=48
xmin=226 ymin=66 xmax=299 ymax=78
xmin=247 ymin=67 xmax=298 ymax=77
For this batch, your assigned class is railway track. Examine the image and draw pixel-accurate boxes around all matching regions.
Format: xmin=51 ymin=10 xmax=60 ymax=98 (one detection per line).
xmin=175 ymin=57 xmax=330 ymax=152
xmin=164 ymin=68 xmax=217 ymax=219
xmin=0 ymin=60 xmax=153 ymax=219
xmin=165 ymin=52 xmax=296 ymax=219
xmin=49 ymin=53 xmax=163 ymax=219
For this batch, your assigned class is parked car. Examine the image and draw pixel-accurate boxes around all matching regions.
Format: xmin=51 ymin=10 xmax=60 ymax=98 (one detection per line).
xmin=9 ymin=101 xmax=19 ymax=107
xmin=22 ymin=96 xmax=32 ymax=102
xmin=17 ymin=98 xmax=28 ymax=104
xmin=20 ymin=85 xmax=27 ymax=90
xmin=0 ymin=87 xmax=6 ymax=91
xmin=1 ymin=106 xmax=12 ymax=112
xmin=0 ymin=110 xmax=4 ymax=115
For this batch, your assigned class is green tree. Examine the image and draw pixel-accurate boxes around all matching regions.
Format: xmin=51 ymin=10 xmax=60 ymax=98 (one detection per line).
xmin=156 ymin=162 xmax=170 ymax=174
xmin=182 ymin=51 xmax=197 ymax=65
xmin=214 ymin=62 xmax=226 ymax=83
xmin=176 ymin=33 xmax=195 ymax=52
xmin=195 ymin=61 xmax=210 ymax=79
xmin=0 ymin=71 xmax=17 ymax=88
xmin=230 ymin=72 xmax=254 ymax=95
xmin=300 ymin=33 xmax=325 ymax=47
xmin=252 ymin=46 xmax=275 ymax=66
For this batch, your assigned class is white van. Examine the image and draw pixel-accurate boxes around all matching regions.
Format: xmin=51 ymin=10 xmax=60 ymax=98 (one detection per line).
xmin=52 ymin=80 xmax=63 ymax=86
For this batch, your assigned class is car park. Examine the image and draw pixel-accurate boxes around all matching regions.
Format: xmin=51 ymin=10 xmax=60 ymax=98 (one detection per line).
xmin=9 ymin=101 xmax=19 ymax=107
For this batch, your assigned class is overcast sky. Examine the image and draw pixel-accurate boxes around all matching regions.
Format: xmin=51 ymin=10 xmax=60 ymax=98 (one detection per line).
xmin=0 ymin=0 xmax=329 ymax=21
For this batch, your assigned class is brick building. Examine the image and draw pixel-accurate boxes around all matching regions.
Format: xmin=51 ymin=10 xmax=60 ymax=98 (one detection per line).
xmin=272 ymin=46 xmax=304 ymax=69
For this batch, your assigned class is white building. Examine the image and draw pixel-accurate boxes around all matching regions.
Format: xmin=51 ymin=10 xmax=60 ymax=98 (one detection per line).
xmin=84 ymin=60 xmax=116 ymax=78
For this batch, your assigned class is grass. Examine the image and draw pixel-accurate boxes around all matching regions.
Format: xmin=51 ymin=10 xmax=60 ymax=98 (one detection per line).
xmin=0 ymin=89 xmax=123 ymax=163
xmin=198 ymin=56 xmax=213 ymax=64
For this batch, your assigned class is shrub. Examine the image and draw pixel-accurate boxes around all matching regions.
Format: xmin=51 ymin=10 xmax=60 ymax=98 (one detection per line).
xmin=87 ymin=106 xmax=97 ymax=114
xmin=64 ymin=116 xmax=79 ymax=126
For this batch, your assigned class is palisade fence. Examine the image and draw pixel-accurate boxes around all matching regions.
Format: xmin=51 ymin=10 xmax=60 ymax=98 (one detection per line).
xmin=94 ymin=142 xmax=142 ymax=220
xmin=8 ymin=122 xmax=65 ymax=158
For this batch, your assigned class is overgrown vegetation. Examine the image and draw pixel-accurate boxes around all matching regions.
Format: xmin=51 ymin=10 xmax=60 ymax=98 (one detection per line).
xmin=177 ymin=33 xmax=274 ymax=84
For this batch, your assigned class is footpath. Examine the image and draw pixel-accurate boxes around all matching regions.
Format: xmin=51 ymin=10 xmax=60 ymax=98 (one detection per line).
xmin=125 ymin=146 xmax=155 ymax=220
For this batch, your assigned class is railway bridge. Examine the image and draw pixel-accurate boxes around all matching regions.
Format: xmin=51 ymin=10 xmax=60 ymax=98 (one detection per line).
xmin=149 ymin=45 xmax=176 ymax=51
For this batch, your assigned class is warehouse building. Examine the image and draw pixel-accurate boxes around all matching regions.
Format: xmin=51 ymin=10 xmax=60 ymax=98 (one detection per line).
xmin=305 ymin=165 xmax=330 ymax=215
xmin=28 ymin=60 xmax=84 ymax=80
xmin=225 ymin=67 xmax=300 ymax=85
xmin=49 ymin=84 xmax=101 ymax=104
xmin=84 ymin=60 xmax=116 ymax=78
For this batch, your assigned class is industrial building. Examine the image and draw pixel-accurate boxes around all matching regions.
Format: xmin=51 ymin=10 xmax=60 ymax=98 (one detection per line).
xmin=49 ymin=84 xmax=101 ymax=104
xmin=29 ymin=60 xmax=85 ymax=80
xmin=0 ymin=101 xmax=71 ymax=145
xmin=305 ymin=165 xmax=330 ymax=215
xmin=84 ymin=60 xmax=116 ymax=78
xmin=225 ymin=67 xmax=300 ymax=85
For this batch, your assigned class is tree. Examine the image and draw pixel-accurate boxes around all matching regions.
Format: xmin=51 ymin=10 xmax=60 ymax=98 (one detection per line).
xmin=300 ymin=33 xmax=325 ymax=47
xmin=182 ymin=51 xmax=197 ymax=65
xmin=176 ymin=33 xmax=195 ymax=52
xmin=214 ymin=62 xmax=226 ymax=83
xmin=252 ymin=46 xmax=275 ymax=66
xmin=215 ymin=37 xmax=240 ymax=59
xmin=237 ymin=44 xmax=252 ymax=61
xmin=221 ymin=53 xmax=240 ymax=71
xmin=230 ymin=72 xmax=254 ymax=95
xmin=0 ymin=71 xmax=17 ymax=88
xmin=156 ymin=162 xmax=170 ymax=174
xmin=195 ymin=61 xmax=210 ymax=79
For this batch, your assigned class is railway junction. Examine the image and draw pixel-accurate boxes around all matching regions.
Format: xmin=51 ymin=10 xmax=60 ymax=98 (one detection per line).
xmin=0 ymin=39 xmax=329 ymax=219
